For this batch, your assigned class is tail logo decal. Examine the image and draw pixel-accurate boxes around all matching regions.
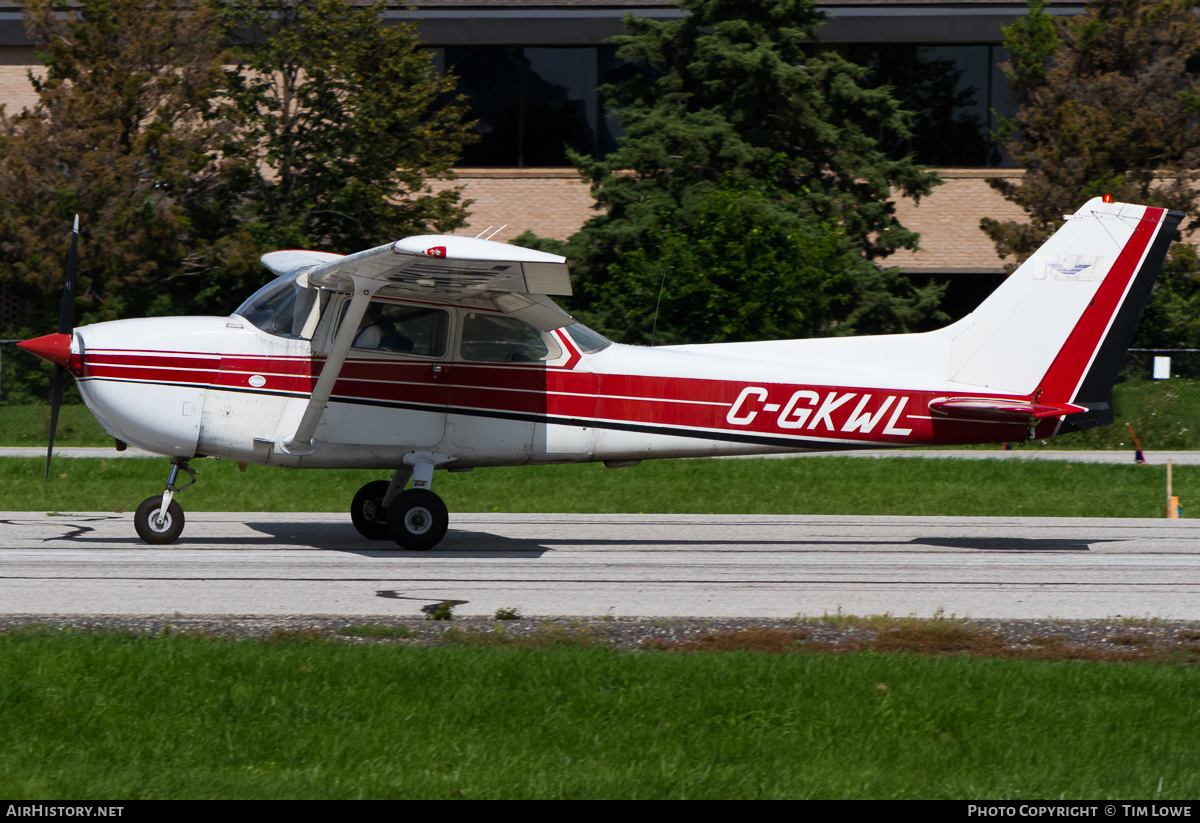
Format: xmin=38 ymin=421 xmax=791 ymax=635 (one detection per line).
xmin=1038 ymin=255 xmax=1105 ymax=281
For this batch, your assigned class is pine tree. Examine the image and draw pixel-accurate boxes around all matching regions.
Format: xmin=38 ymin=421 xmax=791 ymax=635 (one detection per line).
xmin=983 ymin=0 xmax=1200 ymax=347
xmin=221 ymin=0 xmax=477 ymax=253
xmin=0 ymin=0 xmax=243 ymax=327
xmin=543 ymin=0 xmax=945 ymax=345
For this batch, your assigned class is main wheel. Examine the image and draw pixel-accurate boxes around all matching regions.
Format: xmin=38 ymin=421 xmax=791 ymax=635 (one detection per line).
xmin=386 ymin=489 xmax=449 ymax=550
xmin=350 ymin=480 xmax=391 ymax=540
xmin=134 ymin=496 xmax=185 ymax=545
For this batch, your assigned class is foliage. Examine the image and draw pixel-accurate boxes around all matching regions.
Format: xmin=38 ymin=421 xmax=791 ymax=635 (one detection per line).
xmin=220 ymin=0 xmax=477 ymax=253
xmin=424 ymin=601 xmax=456 ymax=621
xmin=983 ymin=0 xmax=1200 ymax=347
xmin=532 ymin=0 xmax=945 ymax=345
xmin=0 ymin=0 xmax=246 ymax=330
xmin=557 ymin=181 xmax=942 ymax=346
xmin=0 ymin=0 xmax=477 ymax=404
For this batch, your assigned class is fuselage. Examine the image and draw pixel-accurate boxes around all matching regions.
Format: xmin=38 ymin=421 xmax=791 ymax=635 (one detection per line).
xmin=66 ymin=291 xmax=1044 ymax=471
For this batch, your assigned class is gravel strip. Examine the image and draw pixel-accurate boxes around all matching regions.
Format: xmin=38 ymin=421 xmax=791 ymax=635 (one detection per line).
xmin=2 ymin=614 xmax=1199 ymax=658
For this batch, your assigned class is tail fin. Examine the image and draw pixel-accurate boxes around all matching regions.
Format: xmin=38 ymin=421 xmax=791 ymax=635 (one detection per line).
xmin=943 ymin=198 xmax=1183 ymax=431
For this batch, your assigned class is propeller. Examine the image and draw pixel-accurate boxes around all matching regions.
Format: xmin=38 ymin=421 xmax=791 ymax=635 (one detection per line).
xmin=16 ymin=216 xmax=78 ymax=481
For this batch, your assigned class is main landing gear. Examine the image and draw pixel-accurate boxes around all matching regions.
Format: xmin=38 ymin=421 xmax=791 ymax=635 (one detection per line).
xmin=350 ymin=456 xmax=450 ymax=550
xmin=134 ymin=458 xmax=196 ymax=545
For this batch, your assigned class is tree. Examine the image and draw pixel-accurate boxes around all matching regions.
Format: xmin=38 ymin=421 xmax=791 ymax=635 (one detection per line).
xmin=535 ymin=0 xmax=945 ymax=345
xmin=221 ymin=0 xmax=477 ymax=253
xmin=0 ymin=0 xmax=243 ymax=329
xmin=983 ymin=0 xmax=1200 ymax=347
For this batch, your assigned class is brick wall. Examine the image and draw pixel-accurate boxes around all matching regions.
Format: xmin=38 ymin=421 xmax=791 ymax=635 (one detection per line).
xmin=427 ymin=169 xmax=598 ymax=244
xmin=890 ymin=170 xmax=1029 ymax=273
xmin=0 ymin=47 xmax=42 ymax=117
xmin=437 ymin=168 xmax=1031 ymax=273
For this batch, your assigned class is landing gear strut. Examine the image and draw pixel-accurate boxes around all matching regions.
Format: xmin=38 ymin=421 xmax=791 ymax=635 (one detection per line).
xmin=134 ymin=458 xmax=196 ymax=545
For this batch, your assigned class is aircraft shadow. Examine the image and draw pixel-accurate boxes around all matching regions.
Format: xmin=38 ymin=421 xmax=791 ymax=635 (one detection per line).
xmin=247 ymin=523 xmax=556 ymax=558
xmin=910 ymin=537 xmax=1117 ymax=552
xmin=33 ymin=519 xmax=1120 ymax=555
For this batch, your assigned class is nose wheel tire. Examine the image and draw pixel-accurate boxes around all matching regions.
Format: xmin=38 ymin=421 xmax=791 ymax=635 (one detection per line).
xmin=134 ymin=496 xmax=185 ymax=545
xmin=386 ymin=489 xmax=449 ymax=550
xmin=350 ymin=480 xmax=392 ymax=540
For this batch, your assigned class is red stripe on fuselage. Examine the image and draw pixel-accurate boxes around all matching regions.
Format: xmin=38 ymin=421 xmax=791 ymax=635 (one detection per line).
xmin=78 ymin=349 xmax=1047 ymax=447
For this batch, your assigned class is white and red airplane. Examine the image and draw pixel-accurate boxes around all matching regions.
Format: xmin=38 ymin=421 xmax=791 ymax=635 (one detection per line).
xmin=17 ymin=197 xmax=1182 ymax=549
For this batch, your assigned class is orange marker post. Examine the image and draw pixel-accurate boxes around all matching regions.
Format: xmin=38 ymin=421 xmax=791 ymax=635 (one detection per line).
xmin=1126 ymin=422 xmax=1146 ymax=464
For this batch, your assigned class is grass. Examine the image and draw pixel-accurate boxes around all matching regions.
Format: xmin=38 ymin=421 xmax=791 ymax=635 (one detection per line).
xmin=0 ymin=453 xmax=1190 ymax=518
xmin=0 ymin=628 xmax=1196 ymax=799
xmin=338 ymin=623 xmax=418 ymax=639
xmin=0 ymin=403 xmax=110 ymax=447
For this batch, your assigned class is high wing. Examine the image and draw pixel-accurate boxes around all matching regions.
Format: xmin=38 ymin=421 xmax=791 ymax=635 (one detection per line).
xmin=261 ymin=235 xmax=573 ymax=331
xmin=307 ymin=235 xmax=571 ymax=296
xmin=260 ymin=234 xmax=573 ymax=455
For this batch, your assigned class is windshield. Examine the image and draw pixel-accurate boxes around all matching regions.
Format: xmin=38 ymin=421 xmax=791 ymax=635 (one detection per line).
xmin=235 ymin=273 xmax=323 ymax=339
xmin=562 ymin=323 xmax=613 ymax=354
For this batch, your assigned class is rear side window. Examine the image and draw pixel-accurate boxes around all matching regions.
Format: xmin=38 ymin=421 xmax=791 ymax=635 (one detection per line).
xmin=460 ymin=313 xmax=561 ymax=362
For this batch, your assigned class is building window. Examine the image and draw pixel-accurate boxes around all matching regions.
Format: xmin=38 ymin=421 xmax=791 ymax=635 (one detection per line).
xmin=848 ymin=44 xmax=1016 ymax=167
xmin=437 ymin=42 xmax=1017 ymax=169
xmin=443 ymin=45 xmax=632 ymax=167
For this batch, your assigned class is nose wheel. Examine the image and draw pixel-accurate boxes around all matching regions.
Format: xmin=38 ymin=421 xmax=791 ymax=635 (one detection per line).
xmin=134 ymin=458 xmax=196 ymax=545
xmin=134 ymin=496 xmax=185 ymax=544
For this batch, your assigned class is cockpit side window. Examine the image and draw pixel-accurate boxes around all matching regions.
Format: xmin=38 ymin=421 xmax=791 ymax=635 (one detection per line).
xmin=460 ymin=313 xmax=562 ymax=362
xmin=339 ymin=299 xmax=450 ymax=357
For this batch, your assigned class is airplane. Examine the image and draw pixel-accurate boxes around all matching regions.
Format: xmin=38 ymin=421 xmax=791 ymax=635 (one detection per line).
xmin=15 ymin=197 xmax=1183 ymax=549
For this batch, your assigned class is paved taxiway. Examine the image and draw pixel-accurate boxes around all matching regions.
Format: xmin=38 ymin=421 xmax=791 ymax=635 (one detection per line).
xmin=1 ymin=512 xmax=1197 ymax=620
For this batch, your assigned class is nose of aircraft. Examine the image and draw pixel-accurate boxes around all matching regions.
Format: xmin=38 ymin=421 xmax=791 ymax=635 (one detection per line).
xmin=16 ymin=332 xmax=73 ymax=369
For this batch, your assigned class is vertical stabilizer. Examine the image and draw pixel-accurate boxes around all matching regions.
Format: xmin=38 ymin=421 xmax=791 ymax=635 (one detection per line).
xmin=943 ymin=198 xmax=1181 ymax=430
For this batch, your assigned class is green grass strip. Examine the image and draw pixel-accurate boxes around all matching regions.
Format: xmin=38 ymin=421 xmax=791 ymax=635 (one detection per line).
xmin=0 ymin=455 xmax=1190 ymax=518
xmin=0 ymin=630 xmax=1196 ymax=799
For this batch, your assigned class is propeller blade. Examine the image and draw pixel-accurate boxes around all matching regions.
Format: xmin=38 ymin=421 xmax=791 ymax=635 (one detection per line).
xmin=44 ymin=215 xmax=79 ymax=482
xmin=59 ymin=215 xmax=78 ymax=335
xmin=45 ymin=364 xmax=64 ymax=482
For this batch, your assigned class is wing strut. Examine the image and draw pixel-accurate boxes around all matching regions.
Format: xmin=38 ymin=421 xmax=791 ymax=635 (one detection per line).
xmin=282 ymin=276 xmax=385 ymax=456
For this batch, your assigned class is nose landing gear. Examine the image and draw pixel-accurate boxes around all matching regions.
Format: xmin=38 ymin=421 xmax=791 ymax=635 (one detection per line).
xmin=134 ymin=458 xmax=196 ymax=545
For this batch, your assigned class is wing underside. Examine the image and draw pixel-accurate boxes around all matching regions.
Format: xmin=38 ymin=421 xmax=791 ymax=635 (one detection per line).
xmin=261 ymin=234 xmax=574 ymax=330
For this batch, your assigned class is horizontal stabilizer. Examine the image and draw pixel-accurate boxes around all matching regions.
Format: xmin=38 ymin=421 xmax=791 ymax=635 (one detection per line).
xmin=929 ymin=397 xmax=1088 ymax=424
